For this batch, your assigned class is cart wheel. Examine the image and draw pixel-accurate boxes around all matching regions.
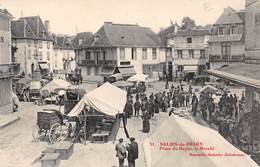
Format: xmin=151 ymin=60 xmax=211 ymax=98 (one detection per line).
xmin=32 ymin=125 xmax=43 ymax=142
xmin=49 ymin=123 xmax=69 ymax=143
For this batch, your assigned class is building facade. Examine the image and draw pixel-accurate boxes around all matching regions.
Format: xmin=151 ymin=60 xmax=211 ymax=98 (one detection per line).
xmin=209 ymin=7 xmax=245 ymax=71
xmin=53 ymin=35 xmax=76 ymax=73
xmin=11 ymin=16 xmax=53 ymax=76
xmin=76 ymin=22 xmax=165 ymax=81
xmin=0 ymin=9 xmax=20 ymax=114
xmin=245 ymin=0 xmax=260 ymax=64
xmin=167 ymin=28 xmax=210 ymax=81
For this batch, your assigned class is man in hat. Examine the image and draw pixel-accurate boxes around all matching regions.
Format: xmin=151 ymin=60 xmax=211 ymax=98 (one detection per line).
xmin=115 ymin=138 xmax=126 ymax=167
xmin=127 ymin=137 xmax=138 ymax=167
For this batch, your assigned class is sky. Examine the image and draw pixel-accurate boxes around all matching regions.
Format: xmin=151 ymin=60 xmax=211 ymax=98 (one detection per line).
xmin=1 ymin=0 xmax=245 ymax=35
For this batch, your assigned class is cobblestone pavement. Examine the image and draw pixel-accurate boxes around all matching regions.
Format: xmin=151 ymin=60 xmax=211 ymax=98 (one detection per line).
xmin=0 ymin=81 xmax=244 ymax=167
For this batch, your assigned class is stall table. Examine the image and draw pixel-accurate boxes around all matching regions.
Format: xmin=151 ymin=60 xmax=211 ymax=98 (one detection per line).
xmin=91 ymin=131 xmax=109 ymax=143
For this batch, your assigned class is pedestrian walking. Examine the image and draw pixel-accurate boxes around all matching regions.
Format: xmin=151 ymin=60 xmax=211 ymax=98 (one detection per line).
xmin=185 ymin=92 xmax=190 ymax=107
xmin=134 ymin=100 xmax=141 ymax=117
xmin=191 ymin=94 xmax=198 ymax=116
xmin=115 ymin=138 xmax=127 ymax=167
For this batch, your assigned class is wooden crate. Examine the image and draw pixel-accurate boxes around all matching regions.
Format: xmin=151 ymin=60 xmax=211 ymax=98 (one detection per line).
xmin=52 ymin=142 xmax=74 ymax=160
xmin=41 ymin=153 xmax=60 ymax=167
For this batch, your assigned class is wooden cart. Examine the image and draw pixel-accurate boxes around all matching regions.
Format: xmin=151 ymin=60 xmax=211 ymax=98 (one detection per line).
xmin=32 ymin=109 xmax=71 ymax=143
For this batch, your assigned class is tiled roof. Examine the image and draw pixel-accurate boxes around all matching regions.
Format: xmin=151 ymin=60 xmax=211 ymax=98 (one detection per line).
xmin=209 ymin=34 xmax=243 ymax=42
xmin=170 ymin=27 xmax=211 ymax=37
xmin=73 ymin=32 xmax=93 ymax=48
xmin=54 ymin=36 xmax=74 ymax=50
xmin=208 ymin=63 xmax=260 ymax=88
xmin=215 ymin=7 xmax=244 ymax=25
xmin=11 ymin=16 xmax=52 ymax=41
xmin=82 ymin=22 xmax=163 ymax=48
xmin=0 ymin=8 xmax=13 ymax=18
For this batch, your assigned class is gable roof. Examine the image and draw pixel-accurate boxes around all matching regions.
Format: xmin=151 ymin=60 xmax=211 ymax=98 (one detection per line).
xmin=83 ymin=22 xmax=163 ymax=48
xmin=0 ymin=8 xmax=13 ymax=18
xmin=11 ymin=16 xmax=52 ymax=41
xmin=169 ymin=27 xmax=210 ymax=37
xmin=215 ymin=7 xmax=244 ymax=25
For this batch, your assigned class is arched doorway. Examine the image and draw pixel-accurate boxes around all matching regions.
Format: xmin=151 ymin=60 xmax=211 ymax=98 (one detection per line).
xmin=31 ymin=63 xmax=34 ymax=74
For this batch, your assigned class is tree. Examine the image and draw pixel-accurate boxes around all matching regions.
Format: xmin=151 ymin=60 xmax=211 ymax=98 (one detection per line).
xmin=181 ymin=17 xmax=196 ymax=30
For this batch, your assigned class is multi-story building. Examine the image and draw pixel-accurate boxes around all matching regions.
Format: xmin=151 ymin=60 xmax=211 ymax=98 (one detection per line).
xmin=167 ymin=27 xmax=210 ymax=81
xmin=245 ymin=0 xmax=260 ymax=63
xmin=11 ymin=16 xmax=53 ymax=76
xmin=76 ymin=22 xmax=165 ymax=81
xmin=209 ymin=7 xmax=245 ymax=70
xmin=0 ymin=9 xmax=20 ymax=114
xmin=53 ymin=35 xmax=76 ymax=73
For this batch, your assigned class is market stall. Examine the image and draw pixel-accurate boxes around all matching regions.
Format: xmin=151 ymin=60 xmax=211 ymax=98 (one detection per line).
xmin=143 ymin=115 xmax=258 ymax=167
xmin=67 ymin=82 xmax=127 ymax=143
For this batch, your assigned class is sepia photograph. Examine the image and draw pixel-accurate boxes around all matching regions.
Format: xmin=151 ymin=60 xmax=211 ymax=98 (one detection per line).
xmin=0 ymin=0 xmax=260 ymax=166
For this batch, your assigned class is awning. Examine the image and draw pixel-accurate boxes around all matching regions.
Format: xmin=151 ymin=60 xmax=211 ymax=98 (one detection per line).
xmin=39 ymin=63 xmax=49 ymax=69
xmin=100 ymin=67 xmax=115 ymax=76
xmin=143 ymin=115 xmax=259 ymax=167
xmin=207 ymin=63 xmax=260 ymax=89
xmin=118 ymin=67 xmax=136 ymax=77
xmin=183 ymin=66 xmax=197 ymax=73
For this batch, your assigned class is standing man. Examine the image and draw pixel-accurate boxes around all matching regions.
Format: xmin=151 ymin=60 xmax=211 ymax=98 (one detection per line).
xmin=191 ymin=93 xmax=198 ymax=116
xmin=115 ymin=138 xmax=127 ymax=167
xmin=134 ymin=99 xmax=141 ymax=117
xmin=127 ymin=137 xmax=138 ymax=167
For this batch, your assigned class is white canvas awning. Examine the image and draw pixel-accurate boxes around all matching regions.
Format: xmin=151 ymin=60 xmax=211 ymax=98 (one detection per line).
xmin=41 ymin=79 xmax=71 ymax=93
xmin=67 ymin=96 xmax=89 ymax=117
xmin=86 ymin=82 xmax=127 ymax=117
xmin=143 ymin=115 xmax=258 ymax=167
xmin=127 ymin=73 xmax=149 ymax=82
xmin=184 ymin=66 xmax=198 ymax=73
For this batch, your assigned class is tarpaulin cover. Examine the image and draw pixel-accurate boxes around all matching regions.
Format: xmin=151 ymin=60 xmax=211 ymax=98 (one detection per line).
xmin=67 ymin=95 xmax=89 ymax=117
xmin=41 ymin=79 xmax=71 ymax=93
xmin=143 ymin=115 xmax=258 ymax=167
xmin=200 ymin=85 xmax=218 ymax=94
xmin=86 ymin=82 xmax=127 ymax=117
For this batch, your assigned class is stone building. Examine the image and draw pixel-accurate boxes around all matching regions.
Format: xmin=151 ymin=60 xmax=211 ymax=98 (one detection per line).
xmin=76 ymin=22 xmax=165 ymax=81
xmin=209 ymin=7 xmax=245 ymax=71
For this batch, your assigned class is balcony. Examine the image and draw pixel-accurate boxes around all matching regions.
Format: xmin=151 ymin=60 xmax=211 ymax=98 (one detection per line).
xmin=209 ymin=55 xmax=245 ymax=62
xmin=78 ymin=59 xmax=117 ymax=66
xmin=0 ymin=63 xmax=20 ymax=79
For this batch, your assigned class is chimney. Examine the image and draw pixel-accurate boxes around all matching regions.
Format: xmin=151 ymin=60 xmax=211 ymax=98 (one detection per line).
xmin=44 ymin=20 xmax=50 ymax=33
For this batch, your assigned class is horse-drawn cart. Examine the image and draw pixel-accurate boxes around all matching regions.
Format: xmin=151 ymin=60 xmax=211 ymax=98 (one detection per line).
xmin=32 ymin=109 xmax=72 ymax=143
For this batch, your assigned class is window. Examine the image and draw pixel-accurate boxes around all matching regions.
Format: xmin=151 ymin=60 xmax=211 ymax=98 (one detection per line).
xmin=103 ymin=51 xmax=106 ymax=61
xmin=255 ymin=12 xmax=260 ymax=25
xmin=230 ymin=26 xmax=236 ymax=35
xmin=34 ymin=50 xmax=37 ymax=60
xmin=55 ymin=60 xmax=58 ymax=68
xmin=152 ymin=48 xmax=157 ymax=60
xmin=142 ymin=48 xmax=147 ymax=60
xmin=120 ymin=48 xmax=125 ymax=60
xmin=94 ymin=67 xmax=99 ymax=75
xmin=34 ymin=40 xmax=37 ymax=47
xmin=200 ymin=50 xmax=206 ymax=59
xmin=47 ymin=52 xmax=50 ymax=61
xmin=27 ymin=40 xmax=31 ymax=47
xmin=221 ymin=42 xmax=231 ymax=60
xmin=131 ymin=48 xmax=137 ymax=60
xmin=27 ymin=50 xmax=31 ymax=60
xmin=177 ymin=50 xmax=183 ymax=59
xmin=187 ymin=37 xmax=192 ymax=43
xmin=218 ymin=27 xmax=224 ymax=35
xmin=47 ymin=41 xmax=50 ymax=49
xmin=85 ymin=51 xmax=91 ymax=60
xmin=38 ymin=41 xmax=43 ymax=48
xmin=0 ymin=36 xmax=4 ymax=43
xmin=87 ymin=66 xmax=91 ymax=75
xmin=38 ymin=51 xmax=43 ymax=60
xmin=189 ymin=50 xmax=194 ymax=59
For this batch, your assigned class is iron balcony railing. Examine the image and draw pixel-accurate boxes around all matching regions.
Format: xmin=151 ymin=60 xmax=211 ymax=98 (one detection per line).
xmin=0 ymin=63 xmax=20 ymax=78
